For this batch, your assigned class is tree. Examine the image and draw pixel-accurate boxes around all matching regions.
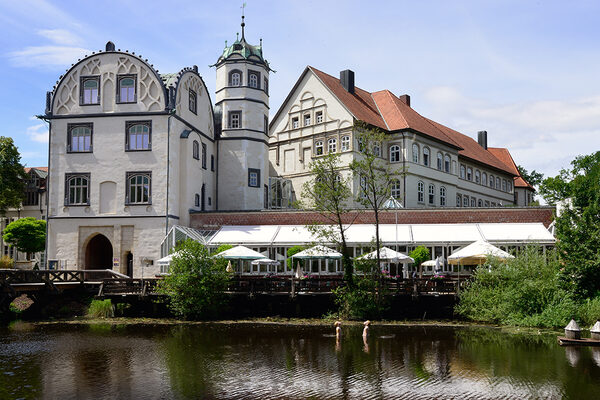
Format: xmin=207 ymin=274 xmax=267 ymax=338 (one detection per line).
xmin=538 ymin=169 xmax=571 ymax=206
xmin=301 ymin=152 xmax=355 ymax=284
xmin=517 ymin=165 xmax=544 ymax=188
xmin=286 ymin=245 xmax=306 ymax=271
xmin=409 ymin=246 xmax=430 ymax=278
xmin=157 ymin=239 xmax=230 ymax=319
xmin=0 ymin=137 xmax=26 ymax=215
xmin=2 ymin=217 xmax=46 ymax=254
xmin=350 ymin=121 xmax=402 ymax=272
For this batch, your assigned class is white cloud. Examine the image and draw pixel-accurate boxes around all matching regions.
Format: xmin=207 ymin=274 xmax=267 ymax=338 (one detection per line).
xmin=8 ymin=45 xmax=90 ymax=68
xmin=37 ymin=29 xmax=83 ymax=46
xmin=26 ymin=123 xmax=48 ymax=143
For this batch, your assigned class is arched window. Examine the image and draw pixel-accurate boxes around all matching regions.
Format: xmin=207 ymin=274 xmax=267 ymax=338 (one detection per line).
xmin=126 ymin=172 xmax=151 ymax=204
xmin=126 ymin=122 xmax=151 ymax=150
xmin=248 ymin=70 xmax=260 ymax=88
xmin=463 ymin=195 xmax=469 ymax=207
xmin=81 ymin=77 xmax=99 ymax=105
xmin=423 ymin=147 xmax=430 ymax=166
xmin=328 ymin=138 xmax=337 ymax=153
xmin=507 ymin=181 xmax=513 ymax=192
xmin=428 ymin=183 xmax=435 ymax=205
xmin=315 ymin=140 xmax=324 ymax=155
xmin=390 ymin=179 xmax=401 ymax=199
xmin=417 ymin=181 xmax=424 ymax=203
xmin=502 ymin=179 xmax=507 ymax=192
xmin=68 ymin=124 xmax=92 ymax=152
xmin=195 ymin=193 xmax=200 ymax=207
xmin=444 ymin=154 xmax=450 ymax=173
xmin=496 ymin=177 xmax=501 ymax=189
xmin=373 ymin=142 xmax=381 ymax=157
xmin=456 ymin=194 xmax=462 ymax=207
xmin=475 ymin=170 xmax=481 ymax=184
xmin=482 ymin=172 xmax=488 ymax=186
xmin=117 ymin=75 xmax=136 ymax=103
xmin=478 ymin=199 xmax=483 ymax=207
xmin=440 ymin=186 xmax=446 ymax=206
xmin=489 ymin=174 xmax=495 ymax=188
xmin=201 ymin=143 xmax=207 ymax=169
xmin=471 ymin=197 xmax=476 ymax=207
xmin=65 ymin=174 xmax=89 ymax=205
xmin=412 ymin=144 xmax=419 ymax=163
xmin=341 ymin=136 xmax=350 ymax=151
xmin=229 ymin=70 xmax=242 ymax=86
xmin=389 ymin=145 xmax=401 ymax=162
xmin=467 ymin=167 xmax=473 ymax=181
xmin=193 ymin=140 xmax=199 ymax=160
xmin=437 ymin=152 xmax=443 ymax=170
xmin=460 ymin=165 xmax=466 ymax=179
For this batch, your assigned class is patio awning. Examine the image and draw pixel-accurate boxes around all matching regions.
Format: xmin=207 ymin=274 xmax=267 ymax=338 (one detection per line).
xmin=251 ymin=257 xmax=280 ymax=266
xmin=357 ymin=247 xmax=414 ymax=263
xmin=291 ymin=245 xmax=342 ymax=259
xmin=212 ymin=245 xmax=266 ymax=260
xmin=448 ymin=240 xmax=515 ymax=265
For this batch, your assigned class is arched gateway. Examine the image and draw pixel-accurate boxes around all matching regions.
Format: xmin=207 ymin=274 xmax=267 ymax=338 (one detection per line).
xmin=85 ymin=234 xmax=113 ymax=270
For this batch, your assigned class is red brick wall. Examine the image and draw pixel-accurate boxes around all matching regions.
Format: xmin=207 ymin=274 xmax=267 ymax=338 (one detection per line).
xmin=190 ymin=207 xmax=554 ymax=230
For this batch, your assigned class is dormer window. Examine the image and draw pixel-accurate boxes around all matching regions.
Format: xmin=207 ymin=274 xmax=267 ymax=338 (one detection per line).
xmin=80 ymin=76 xmax=100 ymax=105
xmin=248 ymin=70 xmax=260 ymax=89
xmin=229 ymin=70 xmax=242 ymax=86
xmin=117 ymin=75 xmax=136 ymax=103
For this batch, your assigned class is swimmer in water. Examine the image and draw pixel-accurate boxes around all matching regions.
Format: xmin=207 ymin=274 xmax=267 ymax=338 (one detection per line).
xmin=363 ymin=320 xmax=370 ymax=338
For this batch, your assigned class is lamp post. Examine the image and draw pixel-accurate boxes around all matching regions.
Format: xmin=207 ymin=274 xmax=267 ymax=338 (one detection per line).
xmin=383 ymin=196 xmax=403 ymax=276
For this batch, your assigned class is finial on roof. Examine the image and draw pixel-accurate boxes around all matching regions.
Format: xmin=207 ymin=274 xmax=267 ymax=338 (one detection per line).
xmin=241 ymin=2 xmax=246 ymax=40
xmin=225 ymin=40 xmax=228 ymax=47
xmin=105 ymin=41 xmax=115 ymax=51
xmin=236 ymin=32 xmax=239 ymax=41
xmin=260 ymin=38 xmax=262 ymax=46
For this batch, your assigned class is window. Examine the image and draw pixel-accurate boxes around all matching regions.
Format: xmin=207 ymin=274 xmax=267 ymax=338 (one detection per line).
xmin=80 ymin=76 xmax=100 ymax=105
xmin=496 ymin=177 xmax=501 ymax=189
xmin=390 ymin=145 xmax=401 ymax=162
xmin=248 ymin=70 xmax=260 ymax=88
xmin=341 ymin=135 xmax=350 ymax=151
xmin=467 ymin=167 xmax=473 ymax=181
xmin=67 ymin=123 xmax=92 ymax=153
xmin=475 ymin=170 xmax=480 ymax=184
xmin=491 ymin=202 xmax=496 ymax=207
xmin=428 ymin=184 xmax=435 ymax=205
xmin=478 ymin=199 xmax=483 ymax=207
xmin=264 ymin=115 xmax=269 ymax=135
xmin=412 ymin=144 xmax=419 ymax=163
xmin=482 ymin=172 xmax=488 ymax=186
xmin=502 ymin=179 xmax=507 ymax=192
xmin=460 ymin=165 xmax=466 ymax=179
xmin=229 ymin=111 xmax=241 ymax=128
xmin=315 ymin=140 xmax=324 ymax=155
xmin=444 ymin=154 xmax=450 ymax=173
xmin=291 ymin=117 xmax=299 ymax=129
xmin=457 ymin=194 xmax=462 ymax=207
xmin=437 ymin=152 xmax=443 ymax=170
xmin=391 ymin=179 xmax=401 ymax=199
xmin=117 ymin=75 xmax=136 ymax=103
xmin=440 ymin=186 xmax=446 ymax=206
xmin=126 ymin=172 xmax=151 ymax=204
xmin=471 ymin=197 xmax=476 ymax=207
xmin=126 ymin=121 xmax=151 ymax=151
xmin=263 ymin=77 xmax=268 ymax=94
xmin=316 ymin=111 xmax=323 ymax=124
xmin=423 ymin=147 xmax=430 ymax=166
xmin=463 ymin=195 xmax=469 ymax=207
xmin=189 ymin=89 xmax=197 ymax=114
xmin=328 ymin=138 xmax=337 ymax=153
xmin=211 ymin=155 xmax=215 ymax=171
xmin=65 ymin=173 xmax=90 ymax=205
xmin=201 ymin=143 xmax=207 ymax=169
xmin=484 ymin=200 xmax=490 ymax=207
xmin=304 ymin=114 xmax=311 ymax=126
xmin=490 ymin=175 xmax=495 ymax=188
xmin=417 ymin=181 xmax=424 ymax=203
xmin=360 ymin=176 xmax=368 ymax=199
xmin=193 ymin=140 xmax=199 ymax=160
xmin=248 ymin=168 xmax=260 ymax=187
xmin=195 ymin=194 xmax=200 ymax=207
xmin=373 ymin=142 xmax=381 ymax=157
xmin=229 ymin=70 xmax=242 ymax=86
xmin=508 ymin=181 xmax=513 ymax=192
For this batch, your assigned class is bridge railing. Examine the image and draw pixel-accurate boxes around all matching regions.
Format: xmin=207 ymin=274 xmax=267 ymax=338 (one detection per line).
xmin=0 ymin=269 xmax=126 ymax=285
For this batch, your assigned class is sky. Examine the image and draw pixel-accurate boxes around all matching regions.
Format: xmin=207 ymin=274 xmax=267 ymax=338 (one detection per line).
xmin=1 ymin=0 xmax=599 ymax=182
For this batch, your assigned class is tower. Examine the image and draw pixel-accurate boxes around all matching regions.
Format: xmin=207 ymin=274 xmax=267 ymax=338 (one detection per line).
xmin=213 ymin=15 xmax=271 ymax=210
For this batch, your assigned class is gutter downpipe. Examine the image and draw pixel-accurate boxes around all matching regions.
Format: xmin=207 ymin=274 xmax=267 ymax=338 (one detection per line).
xmin=402 ymin=132 xmax=407 ymax=207
xmin=166 ymin=109 xmax=175 ymax=236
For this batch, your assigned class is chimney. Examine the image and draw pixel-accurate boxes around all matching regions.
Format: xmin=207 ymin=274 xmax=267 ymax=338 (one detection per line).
xmin=399 ymin=94 xmax=411 ymax=107
xmin=105 ymin=41 xmax=115 ymax=52
xmin=477 ymin=131 xmax=488 ymax=149
xmin=340 ymin=69 xmax=355 ymax=94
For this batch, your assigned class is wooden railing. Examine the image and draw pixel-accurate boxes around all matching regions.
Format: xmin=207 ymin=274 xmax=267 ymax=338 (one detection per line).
xmin=0 ymin=269 xmax=129 ymax=290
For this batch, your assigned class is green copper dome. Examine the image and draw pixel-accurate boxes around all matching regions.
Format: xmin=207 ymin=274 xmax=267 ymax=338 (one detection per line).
xmin=212 ymin=16 xmax=271 ymax=71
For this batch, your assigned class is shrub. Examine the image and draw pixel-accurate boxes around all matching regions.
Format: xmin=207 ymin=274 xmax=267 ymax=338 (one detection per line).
xmin=0 ymin=255 xmax=13 ymax=269
xmin=212 ymin=244 xmax=233 ymax=256
xmin=88 ymin=299 xmax=114 ymax=318
xmin=286 ymin=245 xmax=306 ymax=270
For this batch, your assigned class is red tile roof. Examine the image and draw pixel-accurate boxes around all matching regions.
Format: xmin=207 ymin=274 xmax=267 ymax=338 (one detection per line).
xmin=488 ymin=148 xmax=534 ymax=189
xmin=24 ymin=167 xmax=48 ymax=173
xmin=308 ymin=66 xmax=515 ymax=175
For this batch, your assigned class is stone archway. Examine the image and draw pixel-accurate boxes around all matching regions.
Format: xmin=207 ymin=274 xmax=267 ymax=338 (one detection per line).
xmin=84 ymin=234 xmax=113 ymax=270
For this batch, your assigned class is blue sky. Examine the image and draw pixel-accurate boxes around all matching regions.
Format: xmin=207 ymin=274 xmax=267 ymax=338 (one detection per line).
xmin=1 ymin=0 xmax=599 ymax=180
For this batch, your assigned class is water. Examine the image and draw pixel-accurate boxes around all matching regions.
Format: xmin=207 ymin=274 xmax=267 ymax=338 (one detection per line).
xmin=1 ymin=322 xmax=600 ymax=399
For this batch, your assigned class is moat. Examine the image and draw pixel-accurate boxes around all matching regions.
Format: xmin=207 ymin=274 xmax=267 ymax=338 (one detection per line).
xmin=1 ymin=322 xmax=599 ymax=399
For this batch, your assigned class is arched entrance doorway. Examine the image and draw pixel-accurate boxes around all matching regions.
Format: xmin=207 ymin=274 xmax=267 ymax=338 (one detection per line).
xmin=85 ymin=234 xmax=113 ymax=270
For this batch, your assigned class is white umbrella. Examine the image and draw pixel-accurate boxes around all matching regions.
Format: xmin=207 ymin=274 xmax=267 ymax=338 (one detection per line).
xmin=448 ymin=240 xmax=514 ymax=265
xmin=251 ymin=257 xmax=280 ymax=266
xmin=291 ymin=245 xmax=343 ymax=260
xmin=157 ymin=250 xmax=186 ymax=266
xmin=421 ymin=259 xmax=437 ymax=267
xmin=357 ymin=247 xmax=413 ymax=263
xmin=225 ymin=260 xmax=234 ymax=273
xmin=212 ymin=245 xmax=266 ymax=260
xmin=295 ymin=262 xmax=303 ymax=279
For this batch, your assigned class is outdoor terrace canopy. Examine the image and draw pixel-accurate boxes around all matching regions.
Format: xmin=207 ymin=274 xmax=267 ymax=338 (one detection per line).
xmin=448 ymin=240 xmax=515 ymax=265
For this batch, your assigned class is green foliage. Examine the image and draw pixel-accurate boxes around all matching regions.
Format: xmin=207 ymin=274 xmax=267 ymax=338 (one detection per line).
xmin=87 ymin=299 xmax=115 ymax=318
xmin=456 ymin=247 xmax=598 ymax=328
xmin=409 ymin=246 xmax=430 ymax=267
xmin=2 ymin=217 xmax=46 ymax=254
xmin=0 ymin=136 xmax=26 ymax=215
xmin=0 ymin=255 xmax=13 ymax=268
xmin=301 ymin=152 xmax=354 ymax=284
xmin=517 ymin=165 xmax=544 ymax=188
xmin=213 ymin=244 xmax=233 ymax=255
xmin=158 ymin=239 xmax=230 ymax=320
xmin=286 ymin=245 xmax=305 ymax=270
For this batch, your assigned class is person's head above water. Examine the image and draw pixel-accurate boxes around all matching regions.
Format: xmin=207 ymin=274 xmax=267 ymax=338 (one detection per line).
xmin=334 ymin=321 xmax=341 ymax=327
xmin=364 ymin=320 xmax=371 ymax=326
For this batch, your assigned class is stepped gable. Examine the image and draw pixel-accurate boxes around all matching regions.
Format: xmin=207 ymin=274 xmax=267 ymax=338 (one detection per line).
xmin=488 ymin=147 xmax=534 ymax=189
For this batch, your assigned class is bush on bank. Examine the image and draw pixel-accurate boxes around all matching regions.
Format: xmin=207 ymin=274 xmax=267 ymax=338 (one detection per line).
xmin=456 ymin=247 xmax=600 ymax=328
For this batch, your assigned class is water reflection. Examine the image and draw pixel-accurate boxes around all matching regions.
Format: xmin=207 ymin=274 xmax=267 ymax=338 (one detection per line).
xmin=1 ymin=323 xmax=600 ymax=399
